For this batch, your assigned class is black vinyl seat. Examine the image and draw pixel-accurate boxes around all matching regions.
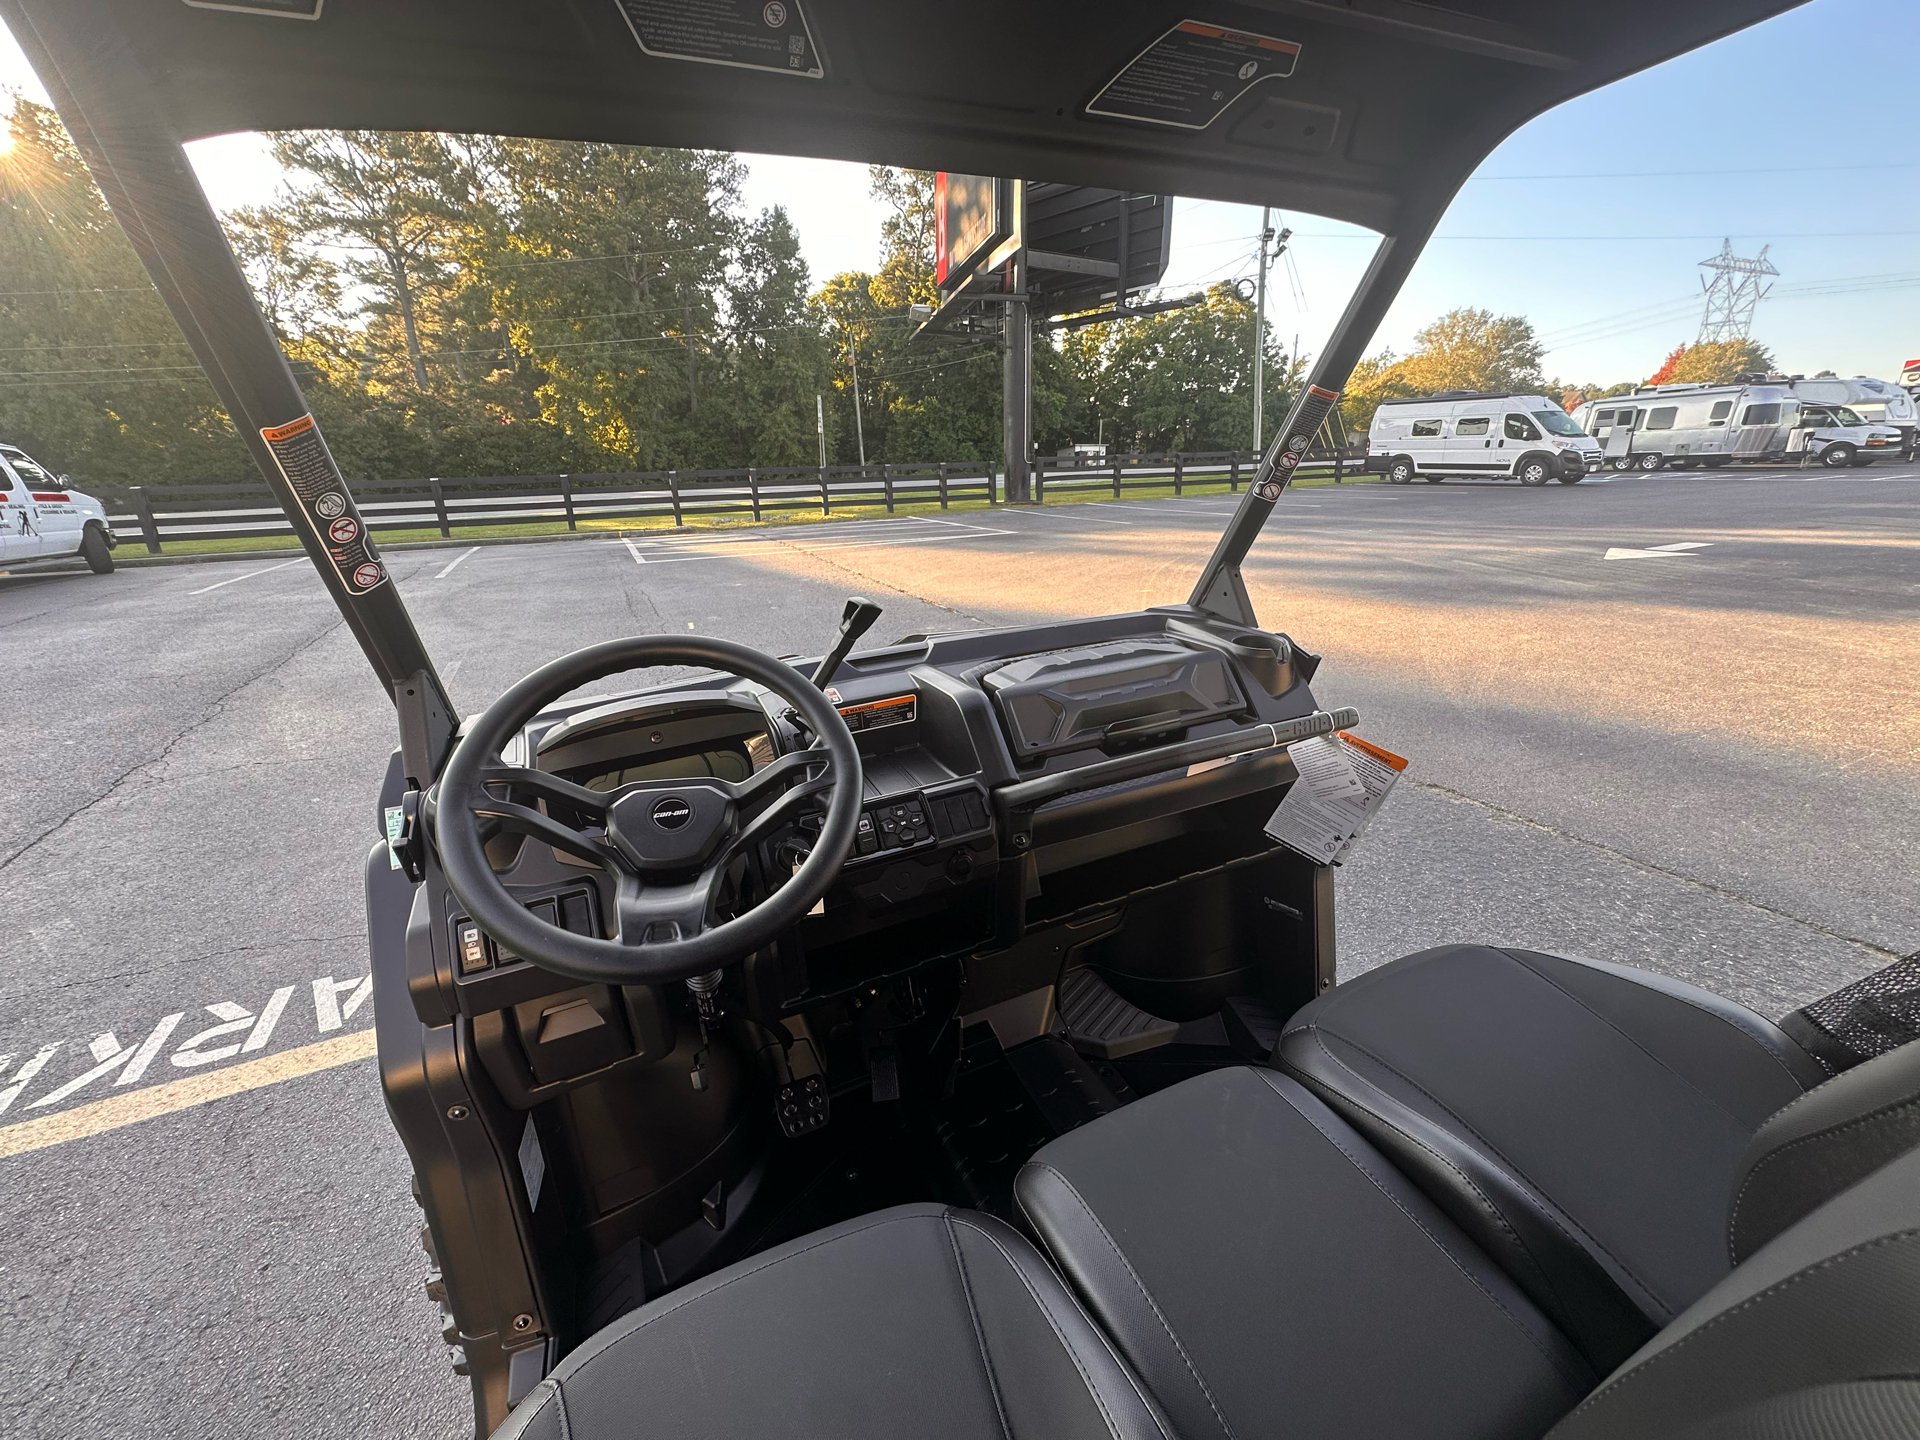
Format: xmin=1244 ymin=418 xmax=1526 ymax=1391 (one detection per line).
xmin=491 ymin=1204 xmax=1171 ymax=1440
xmin=1275 ymin=944 xmax=1920 ymax=1370
xmin=1016 ymin=1065 xmax=1594 ymax=1440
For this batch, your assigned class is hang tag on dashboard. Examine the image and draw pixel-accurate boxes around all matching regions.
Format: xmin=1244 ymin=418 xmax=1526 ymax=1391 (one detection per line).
xmin=1264 ymin=732 xmax=1407 ymax=865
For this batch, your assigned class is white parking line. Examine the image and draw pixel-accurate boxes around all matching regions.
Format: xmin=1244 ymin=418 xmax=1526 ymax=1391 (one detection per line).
xmin=434 ymin=546 xmax=480 ymax=579
xmin=187 ymin=558 xmax=306 ymax=595
xmin=996 ymin=506 xmax=1132 ymax=526
xmin=620 ymin=516 xmax=1017 ymax=564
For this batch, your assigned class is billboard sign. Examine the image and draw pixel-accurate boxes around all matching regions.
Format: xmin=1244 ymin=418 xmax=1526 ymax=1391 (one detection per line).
xmin=935 ymin=173 xmax=1009 ymax=288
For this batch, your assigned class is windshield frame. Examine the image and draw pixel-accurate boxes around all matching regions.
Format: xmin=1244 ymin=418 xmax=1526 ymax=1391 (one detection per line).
xmin=1531 ymin=409 xmax=1586 ymax=438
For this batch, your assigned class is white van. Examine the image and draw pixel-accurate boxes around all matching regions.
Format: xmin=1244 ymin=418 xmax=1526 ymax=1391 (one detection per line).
xmin=1570 ymin=383 xmax=1904 ymax=470
xmin=1367 ymin=392 xmax=1603 ymax=485
xmin=0 ymin=444 xmax=118 ymax=573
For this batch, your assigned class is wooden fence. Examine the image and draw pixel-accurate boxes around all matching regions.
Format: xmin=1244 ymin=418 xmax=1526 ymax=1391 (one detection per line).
xmin=101 ymin=448 xmax=1368 ymax=553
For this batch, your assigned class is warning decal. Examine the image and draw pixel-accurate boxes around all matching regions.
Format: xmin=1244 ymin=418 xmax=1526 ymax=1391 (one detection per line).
xmin=1088 ymin=20 xmax=1300 ymax=130
xmin=1249 ymin=383 xmax=1341 ymax=503
xmin=258 ymin=415 xmax=388 ymax=597
xmin=615 ymin=0 xmax=824 ymax=78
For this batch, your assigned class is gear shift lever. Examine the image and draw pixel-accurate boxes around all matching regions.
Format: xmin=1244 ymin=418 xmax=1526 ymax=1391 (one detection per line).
xmin=812 ymin=596 xmax=883 ymax=690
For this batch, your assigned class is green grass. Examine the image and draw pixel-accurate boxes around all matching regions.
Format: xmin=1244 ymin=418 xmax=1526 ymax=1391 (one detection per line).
xmin=131 ymin=470 xmax=1381 ymax=558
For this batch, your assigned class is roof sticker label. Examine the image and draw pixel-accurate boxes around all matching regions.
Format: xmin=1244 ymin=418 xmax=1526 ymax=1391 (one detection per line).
xmin=258 ymin=414 xmax=388 ymax=596
xmin=615 ymin=0 xmax=824 ymax=79
xmin=1088 ymin=20 xmax=1300 ymax=130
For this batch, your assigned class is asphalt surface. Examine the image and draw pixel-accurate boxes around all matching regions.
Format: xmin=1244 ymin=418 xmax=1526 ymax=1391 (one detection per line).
xmin=2 ymin=463 xmax=1915 ymax=1437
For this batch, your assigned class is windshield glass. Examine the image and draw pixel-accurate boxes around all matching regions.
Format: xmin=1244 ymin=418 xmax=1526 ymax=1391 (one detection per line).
xmin=0 ymin=450 xmax=59 ymax=487
xmin=1532 ymin=409 xmax=1585 ymax=437
xmin=1825 ymin=405 xmax=1866 ymax=426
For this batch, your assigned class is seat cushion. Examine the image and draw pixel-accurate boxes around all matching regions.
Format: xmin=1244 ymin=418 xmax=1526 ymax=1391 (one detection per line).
xmin=492 ymin=1204 xmax=1170 ymax=1440
xmin=1016 ymin=1066 xmax=1592 ymax=1440
xmin=1276 ymin=945 xmax=1824 ymax=1370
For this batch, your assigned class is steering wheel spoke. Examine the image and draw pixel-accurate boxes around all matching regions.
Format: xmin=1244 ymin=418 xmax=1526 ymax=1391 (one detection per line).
xmin=613 ymin=866 xmax=722 ymax=947
xmin=472 ymin=792 xmax=611 ymax=868
xmin=480 ymin=764 xmax=612 ymax=820
xmin=729 ymin=745 xmax=830 ymax=810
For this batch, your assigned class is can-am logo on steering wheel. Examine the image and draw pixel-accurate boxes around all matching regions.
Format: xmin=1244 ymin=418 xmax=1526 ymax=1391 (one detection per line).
xmin=651 ymin=797 xmax=694 ymax=830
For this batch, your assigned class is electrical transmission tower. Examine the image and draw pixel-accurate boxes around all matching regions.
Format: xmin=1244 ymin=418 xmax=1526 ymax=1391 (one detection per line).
xmin=1696 ymin=238 xmax=1776 ymax=344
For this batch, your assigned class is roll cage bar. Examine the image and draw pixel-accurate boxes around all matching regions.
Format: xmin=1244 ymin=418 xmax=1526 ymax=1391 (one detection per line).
xmin=1 ymin=0 xmax=1805 ymax=781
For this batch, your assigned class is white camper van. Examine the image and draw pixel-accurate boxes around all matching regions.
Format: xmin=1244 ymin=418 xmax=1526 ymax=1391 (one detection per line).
xmin=1366 ymin=392 xmax=1603 ymax=485
xmin=1570 ymin=382 xmax=1904 ymax=470
xmin=1788 ymin=376 xmax=1915 ymax=455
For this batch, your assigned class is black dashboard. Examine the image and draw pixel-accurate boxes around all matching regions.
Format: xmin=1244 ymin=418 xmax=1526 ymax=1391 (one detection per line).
xmin=400 ymin=605 xmax=1330 ymax=1108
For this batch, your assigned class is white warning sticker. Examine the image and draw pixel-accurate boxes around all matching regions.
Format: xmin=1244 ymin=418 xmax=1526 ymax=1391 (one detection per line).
xmin=1264 ymin=731 xmax=1407 ymax=865
xmin=615 ymin=0 xmax=824 ymax=78
xmin=1088 ymin=20 xmax=1301 ymax=130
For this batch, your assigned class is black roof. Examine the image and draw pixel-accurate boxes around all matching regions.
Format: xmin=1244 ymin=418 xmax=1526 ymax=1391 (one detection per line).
xmin=3 ymin=0 xmax=1805 ymax=232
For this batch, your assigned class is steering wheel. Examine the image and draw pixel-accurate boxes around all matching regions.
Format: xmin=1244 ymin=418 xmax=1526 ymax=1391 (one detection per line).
xmin=434 ymin=636 xmax=863 ymax=985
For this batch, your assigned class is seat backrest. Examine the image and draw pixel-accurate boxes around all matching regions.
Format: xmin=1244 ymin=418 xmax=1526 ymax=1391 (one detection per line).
xmin=1726 ymin=1037 xmax=1920 ymax=1265
xmin=1547 ymin=1143 xmax=1920 ymax=1439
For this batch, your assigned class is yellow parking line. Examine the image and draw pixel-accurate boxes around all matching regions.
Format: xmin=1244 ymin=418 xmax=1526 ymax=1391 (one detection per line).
xmin=0 ymin=1028 xmax=378 ymax=1160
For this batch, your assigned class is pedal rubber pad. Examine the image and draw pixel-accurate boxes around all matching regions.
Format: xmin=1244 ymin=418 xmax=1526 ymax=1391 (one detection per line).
xmin=1058 ymin=968 xmax=1179 ymax=1060
xmin=775 ymin=1075 xmax=830 ymax=1137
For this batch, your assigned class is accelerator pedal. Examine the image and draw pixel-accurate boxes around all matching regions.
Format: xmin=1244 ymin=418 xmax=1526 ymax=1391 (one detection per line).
xmin=1059 ymin=968 xmax=1178 ymax=1060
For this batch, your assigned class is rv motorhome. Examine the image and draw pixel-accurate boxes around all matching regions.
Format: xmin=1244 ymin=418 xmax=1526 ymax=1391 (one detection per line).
xmin=1365 ymin=392 xmax=1603 ymax=485
xmin=1569 ymin=382 xmax=1904 ymax=470
xmin=1788 ymin=375 xmax=1916 ymax=455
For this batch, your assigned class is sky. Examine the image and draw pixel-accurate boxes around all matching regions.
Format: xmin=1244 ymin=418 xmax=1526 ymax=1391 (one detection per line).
xmin=3 ymin=0 xmax=1915 ymax=386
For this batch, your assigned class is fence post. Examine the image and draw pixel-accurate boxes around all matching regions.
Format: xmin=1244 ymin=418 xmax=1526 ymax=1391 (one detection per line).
xmin=819 ymin=466 xmax=830 ymax=515
xmin=1230 ymin=455 xmax=1241 ymax=493
xmin=559 ymin=473 xmax=577 ymax=529
xmin=987 ymin=459 xmax=998 ymax=505
xmin=1112 ymin=456 xmax=1122 ymax=500
xmin=1174 ymin=453 xmax=1184 ymax=496
xmin=883 ymin=463 xmax=895 ymax=513
xmin=1034 ymin=456 xmax=1045 ymax=502
xmin=938 ymin=462 xmax=949 ymax=510
xmin=749 ymin=467 xmax=761 ymax=523
xmin=429 ymin=477 xmax=450 ymax=537
xmin=668 ymin=470 xmax=683 ymax=527
xmin=129 ymin=485 xmax=162 ymax=554
xmin=1334 ymin=450 xmax=1344 ymax=484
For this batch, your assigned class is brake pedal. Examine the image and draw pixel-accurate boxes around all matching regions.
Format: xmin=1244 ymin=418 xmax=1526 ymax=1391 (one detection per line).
xmin=1058 ymin=968 xmax=1178 ymax=1060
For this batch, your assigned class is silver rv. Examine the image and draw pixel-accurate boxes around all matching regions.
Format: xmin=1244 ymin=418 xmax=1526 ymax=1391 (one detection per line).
xmin=1570 ymin=382 xmax=1905 ymax=470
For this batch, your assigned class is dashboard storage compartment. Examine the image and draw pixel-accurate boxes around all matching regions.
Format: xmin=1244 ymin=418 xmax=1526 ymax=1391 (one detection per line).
xmin=983 ymin=640 xmax=1247 ymax=759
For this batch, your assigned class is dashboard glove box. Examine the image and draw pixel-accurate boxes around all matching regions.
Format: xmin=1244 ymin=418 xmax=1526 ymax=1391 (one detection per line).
xmin=982 ymin=639 xmax=1247 ymax=759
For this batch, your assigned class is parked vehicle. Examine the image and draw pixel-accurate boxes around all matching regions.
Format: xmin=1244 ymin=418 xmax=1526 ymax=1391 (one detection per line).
xmin=1366 ymin=391 xmax=1603 ymax=485
xmin=1787 ymin=375 xmax=1915 ymax=456
xmin=0 ymin=444 xmax=118 ymax=573
xmin=1569 ymin=382 xmax=1904 ymax=470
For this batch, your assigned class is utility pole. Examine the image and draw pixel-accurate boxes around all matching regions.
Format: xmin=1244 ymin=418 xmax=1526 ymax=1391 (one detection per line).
xmin=1003 ymin=247 xmax=1031 ymax=502
xmin=848 ymin=330 xmax=867 ymax=466
xmin=1252 ymin=207 xmax=1271 ymax=453
xmin=816 ymin=393 xmax=826 ymax=468
xmin=682 ymin=287 xmax=698 ymax=415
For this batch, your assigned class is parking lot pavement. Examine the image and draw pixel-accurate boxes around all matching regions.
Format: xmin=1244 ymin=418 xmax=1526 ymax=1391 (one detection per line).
xmin=0 ymin=470 xmax=1914 ymax=1437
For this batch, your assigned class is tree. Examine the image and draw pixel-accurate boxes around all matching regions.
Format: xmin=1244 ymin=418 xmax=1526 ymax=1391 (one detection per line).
xmin=0 ymin=95 xmax=253 ymax=486
xmin=1338 ymin=308 xmax=1545 ymax=431
xmin=1395 ymin=308 xmax=1545 ymax=395
xmin=1654 ymin=338 xmax=1775 ymax=385
xmin=269 ymin=131 xmax=480 ymax=391
xmin=1059 ymin=283 xmax=1297 ymax=452
xmin=1646 ymin=343 xmax=1688 ymax=385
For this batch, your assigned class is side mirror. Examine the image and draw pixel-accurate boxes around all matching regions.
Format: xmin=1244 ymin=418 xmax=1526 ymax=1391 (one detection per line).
xmin=59 ymin=474 xmax=72 ymax=485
